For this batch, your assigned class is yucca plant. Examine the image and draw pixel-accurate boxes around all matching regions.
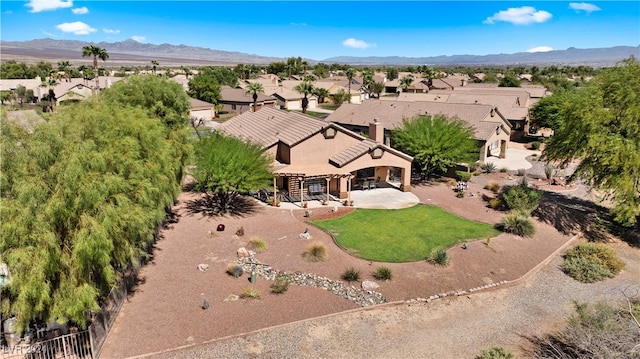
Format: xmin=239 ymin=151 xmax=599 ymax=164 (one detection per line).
xmin=480 ymin=162 xmax=497 ymax=173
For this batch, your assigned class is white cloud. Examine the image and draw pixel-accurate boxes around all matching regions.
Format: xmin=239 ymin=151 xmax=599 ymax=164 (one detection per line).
xmin=484 ymin=6 xmax=552 ymax=25
xmin=103 ymin=28 xmax=120 ymax=34
xmin=26 ymin=0 xmax=73 ymax=13
xmin=342 ymin=38 xmax=376 ymax=49
xmin=4 ymin=10 xmax=13 ymax=15
xmin=526 ymin=46 xmax=554 ymax=53
xmin=131 ymin=36 xmax=146 ymax=42
xmin=56 ymin=21 xmax=96 ymax=35
xmin=569 ymin=2 xmax=601 ymax=13
xmin=72 ymin=6 xmax=88 ymax=15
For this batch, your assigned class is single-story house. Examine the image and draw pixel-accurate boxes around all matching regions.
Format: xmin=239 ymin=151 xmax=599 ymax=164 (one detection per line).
xmin=218 ymin=86 xmax=277 ymax=115
xmin=189 ymin=97 xmax=216 ymax=124
xmin=215 ymin=107 xmax=414 ymax=201
xmin=325 ymin=100 xmax=512 ymax=163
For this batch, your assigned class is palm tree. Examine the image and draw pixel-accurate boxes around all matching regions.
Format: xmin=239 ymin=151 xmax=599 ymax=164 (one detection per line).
xmin=422 ymin=66 xmax=437 ymax=89
xmin=399 ymin=76 xmax=414 ymax=93
xmin=245 ymin=82 xmax=265 ymax=112
xmin=294 ymin=81 xmax=314 ymax=114
xmin=345 ymin=67 xmax=356 ymax=93
xmin=312 ymin=87 xmax=329 ymax=104
xmin=82 ymin=45 xmax=109 ymax=94
xmin=151 ymin=60 xmax=159 ymax=75
xmin=40 ymin=72 xmax=59 ymax=112
xmin=57 ymin=60 xmax=72 ymax=82
xmin=181 ymin=66 xmax=192 ymax=79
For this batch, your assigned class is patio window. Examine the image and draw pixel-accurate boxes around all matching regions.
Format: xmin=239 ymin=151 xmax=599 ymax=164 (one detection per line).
xmin=488 ymin=140 xmax=499 ymax=151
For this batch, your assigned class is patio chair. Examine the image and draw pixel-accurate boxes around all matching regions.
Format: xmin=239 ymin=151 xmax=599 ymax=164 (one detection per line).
xmin=368 ymin=181 xmax=376 ymax=190
xmin=362 ymin=180 xmax=369 ymax=190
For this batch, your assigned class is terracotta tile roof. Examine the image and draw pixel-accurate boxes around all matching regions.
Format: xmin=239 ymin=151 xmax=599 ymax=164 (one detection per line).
xmin=189 ymin=97 xmax=215 ymax=109
xmin=325 ymin=100 xmax=509 ymax=141
xmin=329 ymin=139 xmax=379 ymax=167
xmin=216 ymin=107 xmax=326 ymax=148
xmin=220 ymin=86 xmax=276 ymax=104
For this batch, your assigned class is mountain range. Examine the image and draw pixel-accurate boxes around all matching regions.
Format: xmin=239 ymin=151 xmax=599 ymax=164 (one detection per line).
xmin=1 ymin=38 xmax=638 ymax=67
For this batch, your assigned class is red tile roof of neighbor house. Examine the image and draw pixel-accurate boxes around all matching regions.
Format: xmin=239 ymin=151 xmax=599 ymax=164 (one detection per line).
xmin=220 ymin=86 xmax=276 ymax=103
xmin=326 ymin=100 xmax=511 ymax=141
xmin=189 ymin=97 xmax=215 ymax=110
xmin=329 ymin=139 xmax=385 ymax=167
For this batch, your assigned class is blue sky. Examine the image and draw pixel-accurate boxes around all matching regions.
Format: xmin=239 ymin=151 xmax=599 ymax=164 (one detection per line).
xmin=1 ymin=1 xmax=638 ymax=60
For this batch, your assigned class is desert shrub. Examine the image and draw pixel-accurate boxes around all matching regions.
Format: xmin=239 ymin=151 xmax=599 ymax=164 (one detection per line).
xmin=447 ymin=178 xmax=458 ymax=187
xmin=472 ymin=172 xmax=481 ymax=176
xmin=455 ymin=170 xmax=472 ymax=182
xmin=226 ymin=264 xmax=244 ymax=278
xmin=373 ymin=266 xmax=393 ymax=280
xmin=303 ymin=241 xmax=328 ymax=262
xmin=456 ymin=191 xmax=465 ymax=198
xmin=476 ymin=347 xmax=515 ymax=359
xmin=544 ymin=163 xmax=556 ymax=180
xmin=480 ymin=162 xmax=497 ymax=173
xmin=485 ymin=180 xmax=501 ymax=193
xmin=531 ymin=141 xmax=541 ymax=150
xmin=499 ymin=212 xmax=535 ymax=237
xmin=501 ymin=183 xmax=541 ymax=213
xmin=247 ymin=236 xmax=268 ymax=252
xmin=528 ymin=299 xmax=640 ymax=358
xmin=468 ymin=162 xmax=480 ymax=172
xmin=488 ymin=198 xmax=503 ymax=210
xmin=341 ymin=267 xmax=361 ymax=282
xmin=240 ymin=287 xmax=260 ymax=299
xmin=429 ymin=248 xmax=450 ymax=266
xmin=561 ymin=242 xmax=625 ymax=283
xmin=271 ymin=274 xmax=291 ymax=294
xmin=499 ymin=167 xmax=508 ymax=173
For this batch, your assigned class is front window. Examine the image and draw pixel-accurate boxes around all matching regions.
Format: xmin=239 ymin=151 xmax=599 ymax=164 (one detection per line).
xmin=489 ymin=140 xmax=499 ymax=151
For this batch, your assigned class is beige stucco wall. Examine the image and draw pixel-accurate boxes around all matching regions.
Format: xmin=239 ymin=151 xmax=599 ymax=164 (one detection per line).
xmin=190 ymin=108 xmax=214 ymax=122
xmin=289 ymin=130 xmax=360 ymax=165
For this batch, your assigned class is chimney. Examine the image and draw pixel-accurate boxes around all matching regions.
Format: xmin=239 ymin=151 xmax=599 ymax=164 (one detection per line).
xmin=369 ymin=118 xmax=384 ymax=143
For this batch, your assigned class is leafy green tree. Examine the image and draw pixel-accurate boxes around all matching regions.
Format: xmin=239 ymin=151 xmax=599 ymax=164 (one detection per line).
xmin=391 ymin=115 xmax=478 ymax=179
xmin=35 ymin=61 xmax=54 ymax=80
xmin=499 ymin=72 xmax=521 ymax=87
xmin=542 ymin=57 xmax=640 ymax=226
xmin=1 ymin=98 xmax=185 ymax=332
xmin=529 ymin=90 xmax=575 ymax=130
xmin=187 ymin=67 xmax=222 ymax=105
xmin=1 ymin=61 xmax=37 ymax=79
xmin=386 ymin=67 xmax=399 ymax=81
xmin=81 ymin=45 xmax=109 ymax=93
xmin=245 ymin=82 xmax=265 ymax=112
xmin=266 ymin=61 xmax=286 ymax=76
xmin=313 ymin=63 xmax=329 ymax=79
xmin=102 ymin=74 xmax=191 ymax=132
xmin=294 ymin=81 xmax=314 ymax=114
xmin=330 ymin=89 xmax=351 ymax=106
xmin=192 ymin=133 xmax=273 ymax=212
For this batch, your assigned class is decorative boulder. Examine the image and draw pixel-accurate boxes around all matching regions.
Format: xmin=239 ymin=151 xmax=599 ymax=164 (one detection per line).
xmin=361 ymin=280 xmax=380 ymax=291
xmin=237 ymin=247 xmax=250 ymax=258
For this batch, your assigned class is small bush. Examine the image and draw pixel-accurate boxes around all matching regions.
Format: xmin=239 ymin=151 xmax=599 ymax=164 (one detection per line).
xmin=476 ymin=346 xmax=515 ymax=359
xmin=303 ymin=241 xmax=328 ymax=262
xmin=247 ymin=236 xmax=268 ymax=252
xmin=456 ymin=191 xmax=465 ymax=198
xmin=544 ymin=163 xmax=556 ymax=180
xmin=501 ymin=183 xmax=541 ymax=213
xmin=499 ymin=167 xmax=508 ymax=173
xmin=455 ymin=170 xmax=472 ymax=182
xmin=500 ymin=212 xmax=535 ymax=237
xmin=531 ymin=141 xmax=541 ymax=150
xmin=469 ymin=162 xmax=480 ymax=172
xmin=561 ymin=242 xmax=625 ymax=283
xmin=488 ymin=198 xmax=503 ymax=210
xmin=271 ymin=274 xmax=291 ymax=294
xmin=226 ymin=264 xmax=244 ymax=278
xmin=485 ymin=180 xmax=501 ymax=193
xmin=447 ymin=178 xmax=458 ymax=187
xmin=236 ymin=226 xmax=245 ymax=236
xmin=341 ymin=267 xmax=361 ymax=282
xmin=373 ymin=266 xmax=393 ymax=280
xmin=480 ymin=162 xmax=497 ymax=173
xmin=240 ymin=287 xmax=260 ymax=299
xmin=429 ymin=248 xmax=450 ymax=266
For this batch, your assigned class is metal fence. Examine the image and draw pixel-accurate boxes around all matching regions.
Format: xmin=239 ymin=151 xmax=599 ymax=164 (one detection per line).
xmin=87 ymin=281 xmax=129 ymax=359
xmin=2 ymin=331 xmax=92 ymax=359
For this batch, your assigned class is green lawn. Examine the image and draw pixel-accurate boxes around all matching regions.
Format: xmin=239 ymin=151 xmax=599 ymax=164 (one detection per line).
xmin=310 ymin=204 xmax=500 ymax=262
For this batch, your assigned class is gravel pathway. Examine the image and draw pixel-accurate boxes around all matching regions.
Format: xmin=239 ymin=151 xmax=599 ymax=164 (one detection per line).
xmin=144 ymin=241 xmax=639 ymax=359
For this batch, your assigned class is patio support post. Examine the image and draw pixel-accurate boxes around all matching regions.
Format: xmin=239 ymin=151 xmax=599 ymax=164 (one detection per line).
xmin=347 ymin=175 xmax=351 ymax=202
xmin=325 ymin=177 xmax=330 ymax=203
xmin=300 ymin=178 xmax=304 ymax=207
xmin=273 ymin=177 xmax=277 ymax=204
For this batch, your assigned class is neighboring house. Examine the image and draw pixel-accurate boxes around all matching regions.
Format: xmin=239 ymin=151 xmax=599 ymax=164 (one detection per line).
xmin=218 ymin=86 xmax=277 ymax=115
xmin=189 ymin=97 xmax=216 ymax=124
xmin=55 ymin=83 xmax=94 ymax=104
xmin=216 ymin=107 xmax=414 ymax=201
xmin=269 ymin=86 xmax=318 ymax=111
xmin=326 ymin=100 xmax=512 ymax=163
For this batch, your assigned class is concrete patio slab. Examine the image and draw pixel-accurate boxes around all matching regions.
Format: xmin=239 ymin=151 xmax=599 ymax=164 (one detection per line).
xmin=485 ymin=148 xmax=539 ymax=171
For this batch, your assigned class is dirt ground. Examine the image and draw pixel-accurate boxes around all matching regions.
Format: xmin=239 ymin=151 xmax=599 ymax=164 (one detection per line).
xmin=100 ymin=179 xmax=586 ymax=359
